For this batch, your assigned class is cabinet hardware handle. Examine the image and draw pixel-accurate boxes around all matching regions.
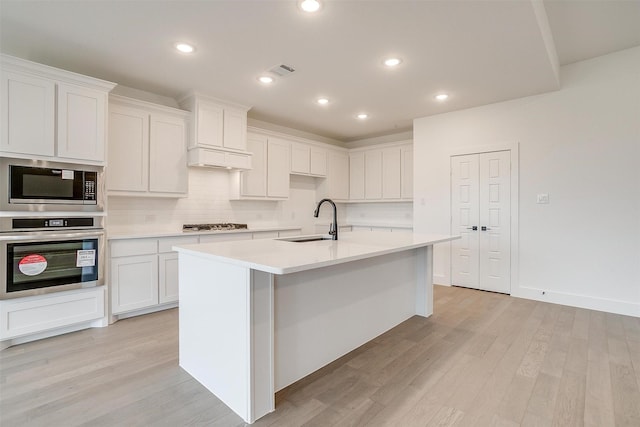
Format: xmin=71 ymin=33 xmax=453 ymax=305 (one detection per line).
xmin=466 ymin=226 xmax=478 ymax=231
xmin=481 ymin=226 xmax=491 ymax=231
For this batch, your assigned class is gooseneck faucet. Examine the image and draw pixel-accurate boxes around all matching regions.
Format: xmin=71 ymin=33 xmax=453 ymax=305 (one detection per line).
xmin=314 ymin=198 xmax=338 ymax=240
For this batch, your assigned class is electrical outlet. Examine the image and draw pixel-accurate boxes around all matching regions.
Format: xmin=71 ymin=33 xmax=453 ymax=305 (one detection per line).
xmin=536 ymin=193 xmax=549 ymax=204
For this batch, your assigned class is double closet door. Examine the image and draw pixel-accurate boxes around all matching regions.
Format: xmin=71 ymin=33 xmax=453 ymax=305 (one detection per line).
xmin=451 ymin=151 xmax=511 ymax=294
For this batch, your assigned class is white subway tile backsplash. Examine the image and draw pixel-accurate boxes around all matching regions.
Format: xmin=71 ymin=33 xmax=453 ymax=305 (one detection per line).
xmin=107 ymin=167 xmax=413 ymax=234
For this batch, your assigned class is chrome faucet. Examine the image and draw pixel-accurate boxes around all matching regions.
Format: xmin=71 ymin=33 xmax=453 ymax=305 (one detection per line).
xmin=313 ymin=198 xmax=338 ymax=240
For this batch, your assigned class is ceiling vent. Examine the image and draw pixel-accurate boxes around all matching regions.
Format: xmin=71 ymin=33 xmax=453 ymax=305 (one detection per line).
xmin=269 ymin=64 xmax=295 ymax=77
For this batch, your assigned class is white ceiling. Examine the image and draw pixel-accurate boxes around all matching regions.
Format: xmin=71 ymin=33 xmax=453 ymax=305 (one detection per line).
xmin=1 ymin=0 xmax=639 ymax=143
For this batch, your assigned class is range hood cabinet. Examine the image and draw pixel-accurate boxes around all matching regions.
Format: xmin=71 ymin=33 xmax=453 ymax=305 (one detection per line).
xmin=188 ymin=147 xmax=252 ymax=170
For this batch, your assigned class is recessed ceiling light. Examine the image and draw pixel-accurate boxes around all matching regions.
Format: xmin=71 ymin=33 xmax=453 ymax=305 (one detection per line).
xmin=435 ymin=94 xmax=449 ymax=101
xmin=175 ymin=43 xmax=195 ymax=54
xmin=258 ymin=76 xmax=274 ymax=84
xmin=384 ymin=58 xmax=402 ymax=67
xmin=317 ymin=98 xmax=329 ymax=105
xmin=299 ymin=0 xmax=321 ymax=13
xmin=357 ymin=113 xmax=368 ymax=120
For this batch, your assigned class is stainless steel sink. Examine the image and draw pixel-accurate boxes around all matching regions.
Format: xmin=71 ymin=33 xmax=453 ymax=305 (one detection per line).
xmin=277 ymin=235 xmax=334 ymax=243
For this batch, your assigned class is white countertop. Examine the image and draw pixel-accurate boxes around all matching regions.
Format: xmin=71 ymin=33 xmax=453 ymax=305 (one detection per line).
xmin=107 ymin=225 xmax=302 ymax=240
xmin=173 ymin=231 xmax=459 ymax=275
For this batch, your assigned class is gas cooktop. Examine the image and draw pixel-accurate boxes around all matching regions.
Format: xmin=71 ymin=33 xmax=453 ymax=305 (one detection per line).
xmin=182 ymin=223 xmax=248 ymax=232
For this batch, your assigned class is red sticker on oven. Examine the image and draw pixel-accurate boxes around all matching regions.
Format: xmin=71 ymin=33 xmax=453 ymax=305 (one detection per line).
xmin=18 ymin=254 xmax=48 ymax=276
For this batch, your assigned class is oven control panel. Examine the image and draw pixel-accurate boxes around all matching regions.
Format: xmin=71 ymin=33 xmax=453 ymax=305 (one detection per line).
xmin=12 ymin=218 xmax=95 ymax=229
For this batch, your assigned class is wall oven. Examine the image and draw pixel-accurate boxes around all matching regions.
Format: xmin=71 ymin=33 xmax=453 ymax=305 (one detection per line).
xmin=0 ymin=158 xmax=104 ymax=212
xmin=0 ymin=216 xmax=104 ymax=299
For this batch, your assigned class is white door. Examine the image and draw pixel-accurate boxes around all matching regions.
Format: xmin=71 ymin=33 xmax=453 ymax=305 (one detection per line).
xmin=451 ymin=151 xmax=511 ymax=293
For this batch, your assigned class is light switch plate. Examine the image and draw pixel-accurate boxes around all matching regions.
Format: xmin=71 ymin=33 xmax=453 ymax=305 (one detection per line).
xmin=537 ymin=193 xmax=549 ymax=204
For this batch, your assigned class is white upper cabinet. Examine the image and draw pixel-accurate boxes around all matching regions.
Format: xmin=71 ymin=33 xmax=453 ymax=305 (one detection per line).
xmin=179 ymin=93 xmax=251 ymax=169
xmin=195 ymin=101 xmax=223 ymax=148
xmin=230 ymin=132 xmax=290 ymax=200
xmin=348 ymin=142 xmax=412 ymax=202
xmin=365 ymin=150 xmax=383 ymax=200
xmin=401 ymin=145 xmax=413 ymax=199
xmin=291 ymin=143 xmax=310 ymax=174
xmin=1 ymin=71 xmax=55 ymax=156
xmin=318 ymin=149 xmax=349 ymax=201
xmin=108 ymin=95 xmax=188 ymax=197
xmin=57 ymin=83 xmax=107 ymax=162
xmin=290 ymin=141 xmax=327 ymax=177
xmin=108 ymin=104 xmax=149 ymax=192
xmin=241 ymin=134 xmax=268 ymax=197
xmin=149 ymin=113 xmax=188 ymax=194
xmin=349 ymin=152 xmax=365 ymax=200
xmin=223 ymin=107 xmax=247 ymax=151
xmin=0 ymin=54 xmax=115 ymax=165
xmin=267 ymin=137 xmax=291 ymax=198
xmin=382 ymin=147 xmax=401 ymax=199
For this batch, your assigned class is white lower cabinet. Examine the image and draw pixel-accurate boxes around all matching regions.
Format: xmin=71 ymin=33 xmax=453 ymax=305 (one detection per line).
xmin=0 ymin=287 xmax=105 ymax=341
xmin=110 ymin=236 xmax=196 ymax=316
xmin=158 ymin=253 xmax=179 ymax=304
xmin=111 ymin=254 xmax=158 ymax=314
xmin=109 ymin=229 xmax=301 ymax=319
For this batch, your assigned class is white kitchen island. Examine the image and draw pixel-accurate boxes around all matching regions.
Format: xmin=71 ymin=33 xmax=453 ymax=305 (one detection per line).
xmin=173 ymin=231 xmax=458 ymax=423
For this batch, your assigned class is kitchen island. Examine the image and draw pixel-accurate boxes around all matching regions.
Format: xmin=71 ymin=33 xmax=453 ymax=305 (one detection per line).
xmin=173 ymin=231 xmax=458 ymax=423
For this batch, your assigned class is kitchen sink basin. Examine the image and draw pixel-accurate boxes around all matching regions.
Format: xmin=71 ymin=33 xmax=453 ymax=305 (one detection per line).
xmin=277 ymin=235 xmax=334 ymax=243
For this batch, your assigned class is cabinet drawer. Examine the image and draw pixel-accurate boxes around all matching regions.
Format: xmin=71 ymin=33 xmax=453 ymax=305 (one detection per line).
xmin=0 ymin=288 xmax=104 ymax=339
xmin=158 ymin=236 xmax=199 ymax=253
xmin=199 ymin=233 xmax=250 ymax=244
xmin=110 ymin=238 xmax=158 ymax=257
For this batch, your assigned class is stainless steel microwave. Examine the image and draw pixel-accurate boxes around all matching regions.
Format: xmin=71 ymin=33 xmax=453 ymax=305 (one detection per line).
xmin=0 ymin=158 xmax=104 ymax=212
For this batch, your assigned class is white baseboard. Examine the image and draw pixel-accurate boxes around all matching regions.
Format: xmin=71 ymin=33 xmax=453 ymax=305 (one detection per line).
xmin=512 ymin=287 xmax=639 ymax=318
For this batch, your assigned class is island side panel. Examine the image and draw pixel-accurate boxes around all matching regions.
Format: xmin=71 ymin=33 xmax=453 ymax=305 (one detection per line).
xmin=415 ymin=245 xmax=434 ymax=317
xmin=250 ymin=270 xmax=275 ymax=422
xmin=178 ymin=254 xmax=254 ymax=422
xmin=274 ymin=249 xmax=420 ymax=391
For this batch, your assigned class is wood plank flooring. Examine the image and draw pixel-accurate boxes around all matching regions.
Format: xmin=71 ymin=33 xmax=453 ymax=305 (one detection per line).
xmin=1 ymin=285 xmax=639 ymax=426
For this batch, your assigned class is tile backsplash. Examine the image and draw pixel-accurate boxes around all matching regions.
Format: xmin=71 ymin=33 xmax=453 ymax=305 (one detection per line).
xmin=107 ymin=167 xmax=413 ymax=235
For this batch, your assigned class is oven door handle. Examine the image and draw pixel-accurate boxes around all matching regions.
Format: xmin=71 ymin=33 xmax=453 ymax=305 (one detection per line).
xmin=0 ymin=230 xmax=105 ymax=242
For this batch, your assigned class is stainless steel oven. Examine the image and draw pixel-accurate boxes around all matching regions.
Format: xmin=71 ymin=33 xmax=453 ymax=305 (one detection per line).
xmin=0 ymin=216 xmax=104 ymax=299
xmin=0 ymin=158 xmax=104 ymax=212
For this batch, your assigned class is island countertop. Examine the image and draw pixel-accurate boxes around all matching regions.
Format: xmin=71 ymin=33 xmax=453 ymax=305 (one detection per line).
xmin=173 ymin=231 xmax=458 ymax=275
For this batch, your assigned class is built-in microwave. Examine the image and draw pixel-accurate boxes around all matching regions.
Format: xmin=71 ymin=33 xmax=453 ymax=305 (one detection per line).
xmin=0 ymin=158 xmax=104 ymax=212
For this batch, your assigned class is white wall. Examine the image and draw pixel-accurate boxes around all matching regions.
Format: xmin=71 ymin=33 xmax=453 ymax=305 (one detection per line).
xmin=107 ymin=169 xmax=339 ymax=235
xmin=414 ymin=47 xmax=640 ymax=317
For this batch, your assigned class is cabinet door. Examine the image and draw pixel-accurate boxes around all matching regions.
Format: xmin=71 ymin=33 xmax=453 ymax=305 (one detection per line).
xmin=196 ymin=101 xmax=223 ymax=148
xmin=309 ymin=148 xmax=327 ymax=176
xmin=223 ymin=107 xmax=247 ymax=151
xmin=365 ymin=150 xmax=382 ymax=200
xmin=267 ymin=138 xmax=290 ymax=198
xmin=349 ymin=152 xmax=365 ymax=200
xmin=241 ymin=134 xmax=267 ymax=197
xmin=57 ymin=83 xmax=107 ymax=162
xmin=382 ymin=147 xmax=401 ymax=199
xmin=1 ymin=71 xmax=55 ymax=156
xmin=325 ymin=151 xmax=349 ymax=200
xmin=290 ymin=143 xmax=310 ymax=174
xmin=158 ymin=253 xmax=179 ymax=304
xmin=401 ymin=145 xmax=413 ymax=199
xmin=107 ymin=105 xmax=149 ymax=192
xmin=111 ymin=254 xmax=159 ymax=314
xmin=149 ymin=113 xmax=187 ymax=194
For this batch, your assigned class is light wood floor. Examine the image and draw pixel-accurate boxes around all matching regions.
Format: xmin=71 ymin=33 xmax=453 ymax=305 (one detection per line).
xmin=1 ymin=285 xmax=639 ymax=426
